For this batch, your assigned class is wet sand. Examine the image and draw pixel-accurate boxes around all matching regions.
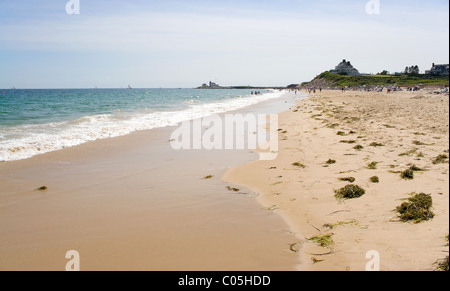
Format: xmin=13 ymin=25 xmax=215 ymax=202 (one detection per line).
xmin=223 ymin=89 xmax=449 ymax=271
xmin=0 ymin=93 xmax=303 ymax=271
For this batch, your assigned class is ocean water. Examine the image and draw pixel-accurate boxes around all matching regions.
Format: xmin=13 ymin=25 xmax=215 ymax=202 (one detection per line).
xmin=0 ymin=88 xmax=285 ymax=161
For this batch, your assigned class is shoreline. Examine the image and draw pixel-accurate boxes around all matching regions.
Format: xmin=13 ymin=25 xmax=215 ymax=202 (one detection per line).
xmin=223 ymin=89 xmax=449 ymax=271
xmin=0 ymin=88 xmax=286 ymax=163
xmin=0 ymin=92 xmax=303 ymax=271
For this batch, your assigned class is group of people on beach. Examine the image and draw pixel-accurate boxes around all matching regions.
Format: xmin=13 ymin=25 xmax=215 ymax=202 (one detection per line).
xmin=287 ymin=85 xmax=435 ymax=94
xmin=251 ymin=91 xmax=262 ymax=95
xmin=288 ymin=88 xmax=322 ymax=94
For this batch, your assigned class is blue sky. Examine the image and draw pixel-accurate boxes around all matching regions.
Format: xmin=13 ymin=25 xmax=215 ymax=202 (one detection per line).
xmin=0 ymin=0 xmax=448 ymax=88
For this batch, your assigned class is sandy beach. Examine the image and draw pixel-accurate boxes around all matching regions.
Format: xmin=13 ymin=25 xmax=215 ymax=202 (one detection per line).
xmin=1 ymin=0 xmax=448 ymax=276
xmin=1 ymin=89 xmax=448 ymax=271
xmin=0 ymin=94 xmax=302 ymax=271
xmin=223 ymin=89 xmax=449 ymax=271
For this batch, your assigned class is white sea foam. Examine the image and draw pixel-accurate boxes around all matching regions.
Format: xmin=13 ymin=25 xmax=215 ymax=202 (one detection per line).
xmin=0 ymin=90 xmax=286 ymax=162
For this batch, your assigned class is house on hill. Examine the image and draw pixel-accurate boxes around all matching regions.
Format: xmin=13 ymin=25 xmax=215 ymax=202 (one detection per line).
xmin=425 ymin=63 xmax=449 ymax=76
xmin=330 ymin=59 xmax=361 ymax=76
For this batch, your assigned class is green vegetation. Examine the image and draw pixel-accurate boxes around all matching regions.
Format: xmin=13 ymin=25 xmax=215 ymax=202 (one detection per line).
xmin=437 ymin=236 xmax=450 ymax=271
xmin=367 ymin=161 xmax=379 ymax=170
xmin=370 ymin=176 xmax=380 ymax=183
xmin=436 ymin=257 xmax=449 ymax=271
xmin=335 ymin=184 xmax=366 ymax=200
xmin=401 ymin=169 xmax=415 ymax=180
xmin=412 ymin=140 xmax=428 ymax=146
xmin=226 ymin=186 xmax=240 ymax=192
xmin=311 ymin=257 xmax=325 ymax=264
xmin=308 ymin=234 xmax=335 ymax=248
xmin=289 ymin=242 xmax=300 ymax=253
xmin=353 ymin=145 xmax=364 ymax=151
xmin=325 ymin=159 xmax=337 ymax=165
xmin=265 ymin=205 xmax=278 ymax=211
xmin=339 ymin=177 xmax=356 ymax=183
xmin=408 ymin=164 xmax=424 ymax=172
xmin=323 ymin=220 xmax=358 ymax=230
xmin=370 ymin=142 xmax=384 ymax=147
xmin=432 ymin=154 xmax=449 ymax=165
xmin=36 ymin=186 xmax=48 ymax=191
xmin=292 ymin=162 xmax=306 ymax=168
xmin=203 ymin=175 xmax=214 ymax=180
xmin=340 ymin=140 xmax=357 ymax=144
xmin=399 ymin=148 xmax=418 ymax=157
xmin=400 ymin=165 xmax=423 ymax=180
xmin=396 ymin=193 xmax=435 ymax=223
xmin=327 ymin=123 xmax=340 ymax=129
xmin=308 ymin=71 xmax=449 ymax=88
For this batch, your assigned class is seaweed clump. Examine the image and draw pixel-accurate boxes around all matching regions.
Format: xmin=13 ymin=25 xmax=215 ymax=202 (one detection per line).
xmin=396 ymin=193 xmax=435 ymax=223
xmin=367 ymin=161 xmax=379 ymax=170
xmin=226 ymin=186 xmax=240 ymax=192
xmin=401 ymin=164 xmax=424 ymax=180
xmin=340 ymin=140 xmax=357 ymax=144
xmin=335 ymin=184 xmax=366 ymax=200
xmin=353 ymin=145 xmax=364 ymax=151
xmin=401 ymin=168 xmax=415 ymax=180
xmin=370 ymin=176 xmax=380 ymax=183
xmin=339 ymin=177 xmax=356 ymax=183
xmin=292 ymin=162 xmax=306 ymax=168
xmin=436 ymin=257 xmax=449 ymax=271
xmin=308 ymin=234 xmax=334 ymax=248
xmin=432 ymin=154 xmax=449 ymax=165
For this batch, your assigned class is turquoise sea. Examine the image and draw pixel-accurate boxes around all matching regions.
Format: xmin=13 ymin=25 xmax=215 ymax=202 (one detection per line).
xmin=0 ymin=88 xmax=284 ymax=161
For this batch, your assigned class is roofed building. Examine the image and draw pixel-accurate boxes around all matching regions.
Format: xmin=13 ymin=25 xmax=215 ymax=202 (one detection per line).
xmin=425 ymin=63 xmax=449 ymax=76
xmin=330 ymin=59 xmax=361 ymax=76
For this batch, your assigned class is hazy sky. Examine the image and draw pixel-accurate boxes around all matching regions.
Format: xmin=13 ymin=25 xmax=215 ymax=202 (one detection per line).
xmin=0 ymin=0 xmax=448 ymax=88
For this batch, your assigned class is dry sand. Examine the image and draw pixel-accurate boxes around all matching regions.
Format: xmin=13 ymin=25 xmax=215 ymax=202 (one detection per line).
xmin=223 ymin=89 xmax=449 ymax=271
